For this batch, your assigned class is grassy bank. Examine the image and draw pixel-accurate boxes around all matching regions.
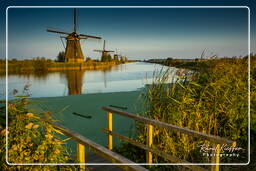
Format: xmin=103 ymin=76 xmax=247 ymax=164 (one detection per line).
xmin=0 ymin=58 xmax=129 ymax=74
xmin=116 ymin=55 xmax=255 ymax=170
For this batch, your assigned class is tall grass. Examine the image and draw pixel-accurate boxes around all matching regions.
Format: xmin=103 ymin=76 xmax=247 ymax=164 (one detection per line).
xmin=116 ymin=55 xmax=253 ymax=170
xmin=142 ymin=57 xmax=248 ymax=163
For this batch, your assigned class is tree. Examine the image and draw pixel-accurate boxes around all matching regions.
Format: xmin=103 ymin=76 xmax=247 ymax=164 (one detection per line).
xmin=57 ymin=51 xmax=65 ymax=62
xmin=113 ymin=54 xmax=119 ymax=61
xmin=86 ymin=57 xmax=92 ymax=62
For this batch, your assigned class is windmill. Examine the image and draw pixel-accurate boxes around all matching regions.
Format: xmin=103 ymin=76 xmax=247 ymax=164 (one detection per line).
xmin=94 ymin=40 xmax=114 ymax=62
xmin=113 ymin=49 xmax=121 ymax=61
xmin=47 ymin=9 xmax=102 ymax=62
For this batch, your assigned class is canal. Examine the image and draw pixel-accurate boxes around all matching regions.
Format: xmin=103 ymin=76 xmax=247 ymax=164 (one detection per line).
xmin=1 ymin=62 xmax=178 ymax=155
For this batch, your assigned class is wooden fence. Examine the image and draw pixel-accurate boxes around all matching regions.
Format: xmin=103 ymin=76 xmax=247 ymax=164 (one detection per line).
xmin=50 ymin=106 xmax=236 ymax=171
xmin=101 ymin=106 xmax=237 ymax=171
xmin=50 ymin=122 xmax=148 ymax=171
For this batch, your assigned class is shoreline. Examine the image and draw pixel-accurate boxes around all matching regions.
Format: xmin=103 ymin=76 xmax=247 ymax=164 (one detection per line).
xmin=0 ymin=61 xmax=132 ymax=74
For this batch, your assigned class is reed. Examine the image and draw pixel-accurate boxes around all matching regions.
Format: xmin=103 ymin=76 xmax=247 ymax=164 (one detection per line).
xmin=116 ymin=55 xmax=254 ymax=170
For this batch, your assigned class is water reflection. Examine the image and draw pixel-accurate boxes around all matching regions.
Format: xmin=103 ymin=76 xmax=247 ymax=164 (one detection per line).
xmin=1 ymin=62 xmax=176 ymax=98
xmin=63 ymin=70 xmax=85 ymax=95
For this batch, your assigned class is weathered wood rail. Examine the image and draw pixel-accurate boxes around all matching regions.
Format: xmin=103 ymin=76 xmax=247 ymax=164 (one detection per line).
xmin=50 ymin=122 xmax=148 ymax=171
xmin=102 ymin=106 xmax=237 ymax=171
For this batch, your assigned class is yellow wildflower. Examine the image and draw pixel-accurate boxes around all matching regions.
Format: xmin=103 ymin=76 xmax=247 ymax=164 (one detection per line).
xmin=8 ymin=104 xmax=16 ymax=110
xmin=54 ymin=149 xmax=60 ymax=154
xmin=45 ymin=134 xmax=53 ymax=139
xmin=25 ymin=123 xmax=33 ymax=129
xmin=1 ymin=129 xmax=7 ymax=136
xmin=26 ymin=113 xmax=34 ymax=117
xmin=54 ymin=140 xmax=62 ymax=145
xmin=11 ymin=145 xmax=17 ymax=151
xmin=46 ymin=128 xmax=52 ymax=133
xmin=32 ymin=125 xmax=39 ymax=129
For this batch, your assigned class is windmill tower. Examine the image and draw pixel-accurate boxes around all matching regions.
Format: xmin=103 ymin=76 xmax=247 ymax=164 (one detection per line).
xmin=94 ymin=40 xmax=114 ymax=62
xmin=113 ymin=49 xmax=121 ymax=61
xmin=47 ymin=9 xmax=101 ymax=62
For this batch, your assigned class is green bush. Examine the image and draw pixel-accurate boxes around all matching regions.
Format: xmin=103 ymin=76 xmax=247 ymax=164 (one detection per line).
xmin=0 ymin=97 xmax=74 ymax=170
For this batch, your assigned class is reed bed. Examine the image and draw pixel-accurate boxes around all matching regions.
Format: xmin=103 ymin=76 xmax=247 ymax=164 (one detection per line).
xmin=116 ymin=55 xmax=255 ymax=170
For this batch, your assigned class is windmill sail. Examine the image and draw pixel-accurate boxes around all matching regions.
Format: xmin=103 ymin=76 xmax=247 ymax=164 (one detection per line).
xmin=94 ymin=40 xmax=114 ymax=62
xmin=47 ymin=8 xmax=102 ymax=62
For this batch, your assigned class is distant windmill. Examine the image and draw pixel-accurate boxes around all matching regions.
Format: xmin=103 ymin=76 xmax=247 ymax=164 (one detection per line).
xmin=47 ymin=9 xmax=102 ymax=62
xmin=94 ymin=40 xmax=114 ymax=62
xmin=113 ymin=49 xmax=121 ymax=61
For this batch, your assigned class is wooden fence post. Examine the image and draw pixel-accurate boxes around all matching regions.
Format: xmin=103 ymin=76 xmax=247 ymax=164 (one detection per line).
xmin=107 ymin=112 xmax=113 ymax=150
xmin=77 ymin=143 xmax=85 ymax=170
xmin=232 ymin=141 xmax=236 ymax=148
xmin=146 ymin=124 xmax=153 ymax=163
xmin=215 ymin=144 xmax=221 ymax=171
xmin=211 ymin=143 xmax=220 ymax=171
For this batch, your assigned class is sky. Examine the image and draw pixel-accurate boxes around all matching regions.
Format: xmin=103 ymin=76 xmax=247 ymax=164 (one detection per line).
xmin=0 ymin=0 xmax=255 ymax=60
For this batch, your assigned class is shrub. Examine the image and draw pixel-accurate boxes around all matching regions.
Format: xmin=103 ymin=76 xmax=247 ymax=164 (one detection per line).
xmin=0 ymin=96 xmax=74 ymax=170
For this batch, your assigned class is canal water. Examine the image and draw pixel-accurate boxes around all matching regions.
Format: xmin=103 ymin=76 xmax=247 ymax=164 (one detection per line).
xmin=1 ymin=62 xmax=177 ymax=99
xmin=1 ymin=62 xmax=178 ymax=156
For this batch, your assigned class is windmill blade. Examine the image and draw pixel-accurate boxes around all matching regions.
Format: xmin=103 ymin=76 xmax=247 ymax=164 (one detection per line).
xmin=60 ymin=36 xmax=66 ymax=50
xmin=94 ymin=50 xmax=103 ymax=52
xmin=74 ymin=8 xmax=77 ymax=33
xmin=79 ymin=34 xmax=101 ymax=39
xmin=47 ymin=29 xmax=71 ymax=35
xmin=105 ymin=50 xmax=115 ymax=53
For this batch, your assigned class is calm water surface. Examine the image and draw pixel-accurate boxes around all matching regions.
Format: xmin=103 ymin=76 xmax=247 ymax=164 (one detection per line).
xmin=1 ymin=62 xmax=177 ymax=99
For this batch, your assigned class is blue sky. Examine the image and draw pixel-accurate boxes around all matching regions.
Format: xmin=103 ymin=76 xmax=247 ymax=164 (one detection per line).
xmin=0 ymin=0 xmax=255 ymax=60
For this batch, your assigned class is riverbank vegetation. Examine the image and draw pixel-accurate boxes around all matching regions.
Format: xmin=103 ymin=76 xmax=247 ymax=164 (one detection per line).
xmin=0 ymin=90 xmax=75 ymax=170
xmin=116 ymin=54 xmax=255 ymax=170
xmin=0 ymin=56 xmax=130 ymax=75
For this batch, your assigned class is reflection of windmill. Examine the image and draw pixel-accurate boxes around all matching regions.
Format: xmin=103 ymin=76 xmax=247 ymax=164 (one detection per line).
xmin=64 ymin=70 xmax=85 ymax=95
xmin=94 ymin=40 xmax=114 ymax=61
xmin=47 ymin=9 xmax=101 ymax=62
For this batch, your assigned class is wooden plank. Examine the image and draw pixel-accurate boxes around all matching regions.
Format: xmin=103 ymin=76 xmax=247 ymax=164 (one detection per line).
xmin=86 ymin=152 xmax=124 ymax=171
xmin=102 ymin=106 xmax=234 ymax=145
xmin=102 ymin=129 xmax=208 ymax=171
xmin=50 ymin=122 xmax=148 ymax=171
xmin=146 ymin=124 xmax=153 ymax=163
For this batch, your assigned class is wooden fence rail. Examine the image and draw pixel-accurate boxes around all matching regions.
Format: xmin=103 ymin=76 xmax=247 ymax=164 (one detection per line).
xmin=102 ymin=106 xmax=236 ymax=171
xmin=50 ymin=122 xmax=149 ymax=171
